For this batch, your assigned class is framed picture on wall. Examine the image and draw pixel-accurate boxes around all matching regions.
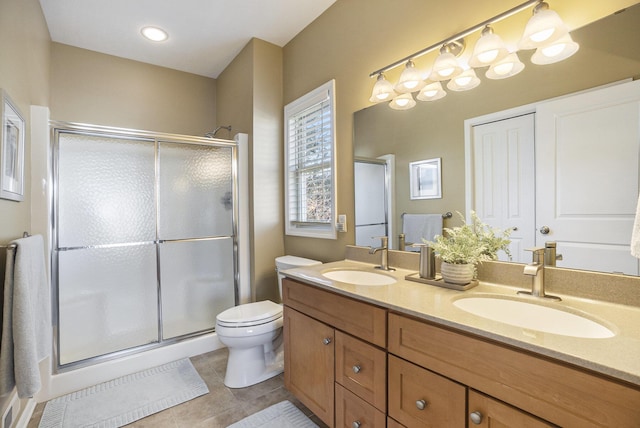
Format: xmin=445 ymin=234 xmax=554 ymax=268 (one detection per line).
xmin=0 ymin=89 xmax=25 ymax=202
xmin=409 ymin=157 xmax=442 ymax=200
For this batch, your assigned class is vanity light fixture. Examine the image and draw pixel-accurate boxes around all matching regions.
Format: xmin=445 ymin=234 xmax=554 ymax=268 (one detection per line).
xmin=447 ymin=68 xmax=481 ymax=91
xmin=417 ymin=81 xmax=447 ymax=102
xmin=367 ymin=0 xmax=577 ymax=109
xmin=469 ymin=26 xmax=510 ymax=67
xmin=389 ymin=93 xmax=417 ymax=110
xmin=518 ymin=1 xmax=568 ymax=49
xmin=486 ymin=52 xmax=525 ymax=79
xmin=530 ymin=33 xmax=579 ymax=65
xmin=369 ymin=73 xmax=397 ymax=103
xmin=141 ymin=26 xmax=169 ymax=42
xmin=429 ymin=43 xmax=464 ymax=81
xmin=395 ymin=60 xmax=427 ymax=93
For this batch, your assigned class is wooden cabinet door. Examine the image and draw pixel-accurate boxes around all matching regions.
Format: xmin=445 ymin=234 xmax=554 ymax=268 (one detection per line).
xmin=388 ymin=355 xmax=466 ymax=427
xmin=468 ymin=390 xmax=556 ymax=428
xmin=284 ymin=307 xmax=334 ymax=426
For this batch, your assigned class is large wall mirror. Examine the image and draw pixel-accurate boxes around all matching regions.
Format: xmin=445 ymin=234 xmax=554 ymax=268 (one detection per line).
xmin=354 ymin=3 xmax=640 ymax=275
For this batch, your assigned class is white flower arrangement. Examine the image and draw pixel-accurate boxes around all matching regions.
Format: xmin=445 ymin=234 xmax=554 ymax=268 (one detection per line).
xmin=427 ymin=211 xmax=512 ymax=265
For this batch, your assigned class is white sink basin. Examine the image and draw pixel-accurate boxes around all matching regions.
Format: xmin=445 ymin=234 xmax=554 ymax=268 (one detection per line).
xmin=322 ymin=269 xmax=396 ymax=286
xmin=453 ymin=296 xmax=615 ymax=339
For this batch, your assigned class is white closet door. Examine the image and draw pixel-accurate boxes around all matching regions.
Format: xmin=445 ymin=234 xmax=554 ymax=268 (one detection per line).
xmin=536 ymin=80 xmax=640 ymax=275
xmin=472 ymin=114 xmax=535 ymax=263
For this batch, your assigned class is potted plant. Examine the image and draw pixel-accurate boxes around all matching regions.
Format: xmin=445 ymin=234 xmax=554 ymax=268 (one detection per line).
xmin=427 ymin=211 xmax=512 ymax=284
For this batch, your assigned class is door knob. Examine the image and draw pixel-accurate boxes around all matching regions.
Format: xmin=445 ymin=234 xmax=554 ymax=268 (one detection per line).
xmin=352 ymin=421 xmax=361 ymax=428
xmin=470 ymin=411 xmax=483 ymax=424
xmin=415 ymin=399 xmax=427 ymax=410
xmin=322 ymin=337 xmax=332 ymax=345
xmin=352 ymin=365 xmax=361 ymax=374
xmin=539 ymin=225 xmax=550 ymax=234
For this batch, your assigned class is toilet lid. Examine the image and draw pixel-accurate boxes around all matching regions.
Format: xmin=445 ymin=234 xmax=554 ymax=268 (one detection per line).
xmin=216 ymin=300 xmax=282 ymax=326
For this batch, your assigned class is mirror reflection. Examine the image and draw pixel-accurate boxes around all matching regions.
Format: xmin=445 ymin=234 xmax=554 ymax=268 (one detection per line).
xmin=354 ymin=3 xmax=640 ymax=275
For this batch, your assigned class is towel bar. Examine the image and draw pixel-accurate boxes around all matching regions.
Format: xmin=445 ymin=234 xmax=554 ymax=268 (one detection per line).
xmin=402 ymin=212 xmax=452 ymax=219
xmin=0 ymin=231 xmax=31 ymax=250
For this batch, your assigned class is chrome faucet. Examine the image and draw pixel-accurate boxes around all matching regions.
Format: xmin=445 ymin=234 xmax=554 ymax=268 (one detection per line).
xmin=518 ymin=247 xmax=561 ymax=301
xmin=369 ymin=236 xmax=394 ymax=271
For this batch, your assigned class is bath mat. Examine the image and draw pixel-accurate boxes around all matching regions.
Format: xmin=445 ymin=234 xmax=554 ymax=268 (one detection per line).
xmin=38 ymin=358 xmax=208 ymax=428
xmin=227 ymin=400 xmax=318 ymax=428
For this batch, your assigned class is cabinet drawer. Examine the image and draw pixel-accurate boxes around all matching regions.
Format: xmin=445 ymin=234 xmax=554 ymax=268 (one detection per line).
xmin=388 ymin=312 xmax=640 ymax=427
xmin=282 ymin=278 xmax=386 ymax=347
xmin=335 ymin=330 xmax=386 ymax=412
xmin=388 ymin=355 xmax=466 ymax=427
xmin=468 ymin=390 xmax=555 ymax=427
xmin=335 ymin=384 xmax=386 ymax=428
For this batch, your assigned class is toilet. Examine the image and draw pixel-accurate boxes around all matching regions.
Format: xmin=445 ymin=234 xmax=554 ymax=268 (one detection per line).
xmin=215 ymin=255 xmax=322 ymax=388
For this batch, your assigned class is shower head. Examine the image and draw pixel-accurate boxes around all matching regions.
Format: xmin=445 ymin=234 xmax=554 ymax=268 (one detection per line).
xmin=204 ymin=125 xmax=232 ymax=138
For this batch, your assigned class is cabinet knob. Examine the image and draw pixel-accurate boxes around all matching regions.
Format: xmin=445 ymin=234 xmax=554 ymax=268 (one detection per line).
xmin=470 ymin=411 xmax=483 ymax=425
xmin=322 ymin=337 xmax=332 ymax=345
xmin=352 ymin=421 xmax=361 ymax=428
xmin=352 ymin=365 xmax=361 ymax=374
xmin=415 ymin=399 xmax=427 ymax=410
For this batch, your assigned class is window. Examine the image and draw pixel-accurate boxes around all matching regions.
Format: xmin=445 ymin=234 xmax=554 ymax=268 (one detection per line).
xmin=284 ymin=80 xmax=336 ymax=239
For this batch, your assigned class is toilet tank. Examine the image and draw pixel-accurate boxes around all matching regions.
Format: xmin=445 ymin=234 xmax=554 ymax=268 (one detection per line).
xmin=275 ymin=255 xmax=322 ymax=299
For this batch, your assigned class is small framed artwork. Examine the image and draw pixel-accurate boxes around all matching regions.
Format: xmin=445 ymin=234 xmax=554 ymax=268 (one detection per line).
xmin=409 ymin=157 xmax=442 ymax=200
xmin=0 ymin=90 xmax=25 ymax=202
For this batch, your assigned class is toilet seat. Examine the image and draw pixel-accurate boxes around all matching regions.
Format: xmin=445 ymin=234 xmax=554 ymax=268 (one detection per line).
xmin=216 ymin=300 xmax=282 ymax=328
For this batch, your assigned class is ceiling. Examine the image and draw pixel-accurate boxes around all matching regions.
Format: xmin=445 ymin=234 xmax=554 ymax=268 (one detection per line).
xmin=39 ymin=0 xmax=337 ymax=79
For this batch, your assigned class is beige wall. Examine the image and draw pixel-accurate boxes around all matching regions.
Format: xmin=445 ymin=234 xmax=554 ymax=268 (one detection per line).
xmin=217 ymin=39 xmax=285 ymax=302
xmin=50 ymin=43 xmax=216 ymax=136
xmin=0 ymin=0 xmax=50 ymax=418
xmin=282 ymin=0 xmax=639 ymax=262
xmin=0 ymin=0 xmax=50 ymax=245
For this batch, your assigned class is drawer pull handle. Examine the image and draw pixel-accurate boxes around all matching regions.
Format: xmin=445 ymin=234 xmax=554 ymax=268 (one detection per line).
xmin=352 ymin=421 xmax=361 ymax=428
xmin=322 ymin=337 xmax=332 ymax=345
xmin=352 ymin=365 xmax=361 ymax=374
xmin=470 ymin=411 xmax=483 ymax=425
xmin=415 ymin=399 xmax=427 ymax=410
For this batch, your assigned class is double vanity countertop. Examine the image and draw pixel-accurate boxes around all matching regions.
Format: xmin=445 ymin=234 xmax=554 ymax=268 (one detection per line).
xmin=282 ymin=258 xmax=640 ymax=387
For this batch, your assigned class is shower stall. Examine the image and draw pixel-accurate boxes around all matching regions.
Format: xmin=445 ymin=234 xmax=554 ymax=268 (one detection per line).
xmin=51 ymin=122 xmax=238 ymax=371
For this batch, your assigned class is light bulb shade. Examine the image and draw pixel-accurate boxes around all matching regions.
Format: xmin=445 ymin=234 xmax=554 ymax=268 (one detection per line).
xmin=429 ymin=51 xmax=463 ymax=81
xmin=518 ymin=5 xmax=569 ymax=50
xmin=394 ymin=61 xmax=426 ymax=93
xmin=416 ymin=81 xmax=447 ymax=102
xmin=369 ymin=74 xmax=397 ymax=103
xmin=389 ymin=93 xmax=416 ymax=110
xmin=447 ymin=69 xmax=481 ymax=91
xmin=486 ymin=52 xmax=525 ymax=80
xmin=469 ymin=29 xmax=510 ymax=67
xmin=531 ymin=34 xmax=579 ymax=65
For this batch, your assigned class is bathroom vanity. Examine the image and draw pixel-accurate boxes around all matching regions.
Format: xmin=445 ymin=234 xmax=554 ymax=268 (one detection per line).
xmin=282 ymin=256 xmax=640 ymax=427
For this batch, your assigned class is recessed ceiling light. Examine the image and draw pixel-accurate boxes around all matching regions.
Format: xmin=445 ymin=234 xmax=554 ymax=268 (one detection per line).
xmin=141 ymin=26 xmax=168 ymax=42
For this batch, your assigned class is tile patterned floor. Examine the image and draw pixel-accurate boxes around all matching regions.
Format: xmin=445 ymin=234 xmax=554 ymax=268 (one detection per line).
xmin=28 ymin=348 xmax=328 ymax=428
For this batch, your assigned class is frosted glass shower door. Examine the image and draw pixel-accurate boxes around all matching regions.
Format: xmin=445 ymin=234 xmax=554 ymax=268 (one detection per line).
xmin=158 ymin=142 xmax=235 ymax=339
xmin=56 ymin=133 xmax=159 ymax=365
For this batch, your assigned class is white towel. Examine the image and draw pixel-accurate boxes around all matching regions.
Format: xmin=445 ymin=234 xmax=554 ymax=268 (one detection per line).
xmin=632 ymin=195 xmax=640 ymax=258
xmin=0 ymin=234 xmax=50 ymax=398
xmin=402 ymin=214 xmax=443 ymax=251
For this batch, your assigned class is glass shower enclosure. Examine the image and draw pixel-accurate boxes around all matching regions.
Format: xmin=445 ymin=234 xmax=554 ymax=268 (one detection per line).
xmin=51 ymin=123 xmax=238 ymax=370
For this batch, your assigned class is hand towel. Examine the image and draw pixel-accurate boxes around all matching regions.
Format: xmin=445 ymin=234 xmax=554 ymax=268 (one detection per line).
xmin=402 ymin=214 xmax=443 ymax=251
xmin=632 ymin=195 xmax=640 ymax=258
xmin=0 ymin=234 xmax=50 ymax=398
